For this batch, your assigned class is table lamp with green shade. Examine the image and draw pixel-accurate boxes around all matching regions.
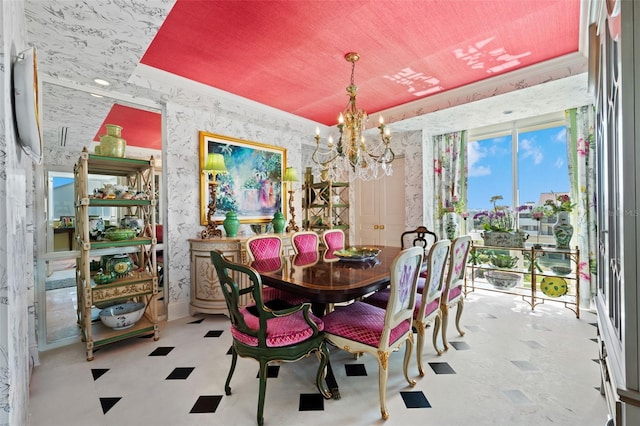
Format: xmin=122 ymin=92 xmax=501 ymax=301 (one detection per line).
xmin=200 ymin=153 xmax=228 ymax=239
xmin=284 ymin=166 xmax=300 ymax=232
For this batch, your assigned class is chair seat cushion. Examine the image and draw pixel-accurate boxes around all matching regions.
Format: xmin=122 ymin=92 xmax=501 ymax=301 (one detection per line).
xmin=232 ymin=307 xmax=324 ymax=348
xmin=415 ymin=277 xmax=427 ymax=293
xmin=448 ymin=285 xmax=462 ymax=302
xmin=365 ymin=290 xmax=439 ymax=319
xmin=322 ymin=301 xmax=411 ymax=347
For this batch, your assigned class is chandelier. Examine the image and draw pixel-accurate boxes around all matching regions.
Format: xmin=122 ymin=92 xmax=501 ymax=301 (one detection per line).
xmin=312 ymin=52 xmax=394 ymax=182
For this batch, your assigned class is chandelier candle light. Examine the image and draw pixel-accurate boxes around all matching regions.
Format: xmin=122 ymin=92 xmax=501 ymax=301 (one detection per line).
xmin=284 ymin=166 xmax=300 ymax=232
xmin=312 ymin=52 xmax=395 ymax=182
xmin=200 ymin=153 xmax=227 ymax=239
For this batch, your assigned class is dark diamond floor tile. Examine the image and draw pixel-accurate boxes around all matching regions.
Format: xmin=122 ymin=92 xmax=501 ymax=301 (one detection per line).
xmin=205 ymin=330 xmax=223 ymax=338
xmin=481 ymin=313 xmax=497 ymax=319
xmin=589 ymin=322 xmax=597 ymax=327
xmin=502 ymin=389 xmax=533 ymax=404
xmin=521 ymin=340 xmax=544 ymax=349
xmin=299 ymin=393 xmax=325 ymax=411
xmin=99 ymin=397 xmax=121 ymax=414
xmin=429 ymin=362 xmax=456 ymax=374
xmin=149 ymin=346 xmax=174 ymax=356
xmin=226 ymin=346 xmax=233 ymax=355
xmin=189 ymin=318 xmax=205 ymax=324
xmin=344 ymin=364 xmax=367 ymax=376
xmin=593 ymin=358 xmax=599 ymax=364
xmin=138 ymin=333 xmax=156 ymax=339
xmin=590 ymin=338 xmax=598 ymax=343
xmin=166 ymin=367 xmax=195 ymax=380
xmin=450 ymin=341 xmax=470 ymax=350
xmin=257 ymin=365 xmax=280 ymax=378
xmin=511 ymin=360 xmax=539 ymax=371
xmin=190 ymin=395 xmax=222 ymax=414
xmin=465 ymin=325 xmax=482 ymax=332
xmin=401 ymin=391 xmax=431 ymax=408
xmin=91 ymin=368 xmax=109 ymax=381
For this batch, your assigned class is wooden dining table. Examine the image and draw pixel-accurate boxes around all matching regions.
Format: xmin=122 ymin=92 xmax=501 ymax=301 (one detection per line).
xmin=251 ymin=245 xmax=402 ymax=399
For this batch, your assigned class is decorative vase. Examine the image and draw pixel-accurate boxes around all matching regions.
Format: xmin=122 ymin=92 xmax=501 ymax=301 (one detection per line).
xmin=120 ymin=215 xmax=144 ymax=236
xmin=88 ymin=215 xmax=105 ymax=240
xmin=444 ymin=212 xmax=458 ymax=240
xmin=98 ymin=124 xmax=126 ymax=157
xmin=271 ymin=211 xmax=286 ymax=233
xmin=105 ymin=254 xmax=134 ymax=278
xmin=552 ymin=211 xmax=574 ymax=249
xmin=223 ymin=211 xmax=240 ymax=237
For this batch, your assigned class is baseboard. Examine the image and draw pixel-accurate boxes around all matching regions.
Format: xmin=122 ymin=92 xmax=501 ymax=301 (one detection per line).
xmin=167 ymin=300 xmax=190 ymax=321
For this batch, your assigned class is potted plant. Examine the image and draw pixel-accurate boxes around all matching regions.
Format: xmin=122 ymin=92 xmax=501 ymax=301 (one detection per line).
xmin=474 ymin=195 xmax=529 ymax=247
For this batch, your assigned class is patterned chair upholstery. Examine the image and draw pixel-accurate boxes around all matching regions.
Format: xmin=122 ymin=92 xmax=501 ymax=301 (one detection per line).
xmin=291 ymin=231 xmax=320 ymax=254
xmin=364 ymin=240 xmax=451 ymax=375
xmin=321 ymin=228 xmax=345 ymax=253
xmin=441 ymin=235 xmax=472 ymax=351
xmin=293 ymin=251 xmax=319 ymax=267
xmin=245 ymin=234 xmax=307 ymax=306
xmin=210 ymin=250 xmax=331 ymax=426
xmin=322 ymin=246 xmax=423 ymax=420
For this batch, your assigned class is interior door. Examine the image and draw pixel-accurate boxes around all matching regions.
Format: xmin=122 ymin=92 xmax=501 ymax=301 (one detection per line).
xmin=354 ymin=157 xmax=405 ymax=246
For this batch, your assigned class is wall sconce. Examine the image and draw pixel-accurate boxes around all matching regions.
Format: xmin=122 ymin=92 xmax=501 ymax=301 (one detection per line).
xmin=283 ymin=166 xmax=300 ymax=232
xmin=200 ymin=153 xmax=227 ymax=239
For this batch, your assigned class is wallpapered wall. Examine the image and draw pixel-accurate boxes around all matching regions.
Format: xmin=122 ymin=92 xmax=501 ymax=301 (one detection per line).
xmin=1 ymin=1 xmax=36 ymax=423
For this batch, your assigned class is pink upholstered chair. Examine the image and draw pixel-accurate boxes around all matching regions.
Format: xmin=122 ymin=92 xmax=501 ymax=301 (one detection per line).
xmin=441 ymin=235 xmax=472 ymax=351
xmin=365 ymin=239 xmax=451 ymax=375
xmin=322 ymin=246 xmax=423 ymax=420
xmin=246 ymin=234 xmax=307 ymax=306
xmin=293 ymin=251 xmax=319 ymax=267
xmin=210 ymin=250 xmax=331 ymax=426
xmin=321 ymin=228 xmax=345 ymax=253
xmin=291 ymin=231 xmax=320 ymax=255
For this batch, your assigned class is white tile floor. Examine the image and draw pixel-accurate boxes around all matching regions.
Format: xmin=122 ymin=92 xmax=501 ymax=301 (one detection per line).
xmin=29 ymin=291 xmax=608 ymax=426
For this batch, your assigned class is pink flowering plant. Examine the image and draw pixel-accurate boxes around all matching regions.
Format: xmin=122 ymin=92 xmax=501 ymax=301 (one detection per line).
xmin=543 ymin=193 xmax=575 ymax=215
xmin=473 ymin=195 xmax=530 ymax=232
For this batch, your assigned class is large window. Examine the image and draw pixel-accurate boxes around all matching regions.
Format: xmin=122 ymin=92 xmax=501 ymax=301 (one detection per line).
xmin=466 ymin=112 xmax=570 ymax=245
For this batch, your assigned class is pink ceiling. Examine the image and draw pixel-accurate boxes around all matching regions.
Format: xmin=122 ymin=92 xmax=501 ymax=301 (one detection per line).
xmin=141 ymin=0 xmax=580 ymax=126
xmin=94 ymin=104 xmax=162 ymax=150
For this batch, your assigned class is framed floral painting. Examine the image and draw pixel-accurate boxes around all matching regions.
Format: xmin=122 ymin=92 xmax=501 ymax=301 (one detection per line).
xmin=199 ymin=131 xmax=286 ymax=225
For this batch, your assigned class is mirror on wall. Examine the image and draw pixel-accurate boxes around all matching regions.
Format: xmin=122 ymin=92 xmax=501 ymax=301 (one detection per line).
xmin=39 ymin=82 xmax=164 ymax=347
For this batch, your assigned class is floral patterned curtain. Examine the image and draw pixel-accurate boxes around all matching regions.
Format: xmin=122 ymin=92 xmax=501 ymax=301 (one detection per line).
xmin=565 ymin=105 xmax=596 ymax=309
xmin=432 ymin=131 xmax=467 ymax=237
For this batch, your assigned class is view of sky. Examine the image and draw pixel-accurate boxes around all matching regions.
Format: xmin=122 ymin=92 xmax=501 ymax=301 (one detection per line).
xmin=467 ymin=125 xmax=569 ymax=210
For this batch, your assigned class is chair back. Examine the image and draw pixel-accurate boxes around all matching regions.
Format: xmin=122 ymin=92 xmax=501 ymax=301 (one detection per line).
xmin=401 ymin=226 xmax=438 ymax=254
xmin=210 ymin=250 xmax=267 ymax=345
xmin=245 ymin=235 xmax=282 ymax=262
xmin=291 ymin=231 xmax=320 ymax=254
xmin=321 ymin=229 xmax=345 ymax=252
xmin=293 ymin=251 xmax=319 ymax=267
xmin=443 ymin=235 xmax=472 ymax=304
xmin=416 ymin=239 xmax=450 ymax=320
xmin=384 ymin=246 xmax=423 ymax=341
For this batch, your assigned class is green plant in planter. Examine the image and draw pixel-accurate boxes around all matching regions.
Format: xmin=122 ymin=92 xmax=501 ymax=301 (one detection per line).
xmin=490 ymin=254 xmax=519 ymax=269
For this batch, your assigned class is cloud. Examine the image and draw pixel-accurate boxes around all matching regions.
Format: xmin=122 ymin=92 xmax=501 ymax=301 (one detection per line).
xmin=554 ymin=128 xmax=566 ymax=142
xmin=468 ymin=141 xmax=492 ymax=177
xmin=554 ymin=157 xmax=565 ymax=168
xmin=520 ymin=137 xmax=543 ymax=165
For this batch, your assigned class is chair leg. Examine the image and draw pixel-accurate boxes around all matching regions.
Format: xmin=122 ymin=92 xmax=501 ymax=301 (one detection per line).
xmin=315 ymin=343 xmax=332 ymax=399
xmin=454 ymin=299 xmax=465 ymax=337
xmin=441 ymin=303 xmax=450 ymax=351
xmin=225 ymin=347 xmax=238 ymax=395
xmin=377 ymin=351 xmax=390 ymax=420
xmin=432 ymin=312 xmax=444 ymax=356
xmin=403 ymin=334 xmax=416 ymax=387
xmin=257 ymin=360 xmax=268 ymax=426
xmin=415 ymin=320 xmax=426 ymax=376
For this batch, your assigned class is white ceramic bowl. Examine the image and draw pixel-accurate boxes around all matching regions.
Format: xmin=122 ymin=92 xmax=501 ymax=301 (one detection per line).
xmin=99 ymin=302 xmax=145 ymax=330
xmin=485 ymin=270 xmax=521 ymax=289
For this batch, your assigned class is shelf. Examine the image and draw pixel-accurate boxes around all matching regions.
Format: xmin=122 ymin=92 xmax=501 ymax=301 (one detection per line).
xmin=86 ymin=315 xmax=157 ymax=350
xmin=82 ymin=198 xmax=152 ymax=207
xmin=87 ymin=237 xmax=154 ymax=250
xmin=466 ymin=243 xmax=580 ymax=318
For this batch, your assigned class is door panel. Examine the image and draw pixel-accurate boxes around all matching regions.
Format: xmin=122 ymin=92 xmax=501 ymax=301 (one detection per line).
xmin=354 ymin=158 xmax=405 ymax=246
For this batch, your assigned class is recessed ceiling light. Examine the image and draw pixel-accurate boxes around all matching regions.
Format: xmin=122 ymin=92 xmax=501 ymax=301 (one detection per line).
xmin=90 ymin=93 xmax=103 ymax=98
xmin=94 ymin=78 xmax=110 ymax=86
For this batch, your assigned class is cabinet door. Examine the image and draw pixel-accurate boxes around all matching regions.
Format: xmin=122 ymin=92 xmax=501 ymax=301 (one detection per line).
xmin=353 ymin=157 xmax=405 ymax=246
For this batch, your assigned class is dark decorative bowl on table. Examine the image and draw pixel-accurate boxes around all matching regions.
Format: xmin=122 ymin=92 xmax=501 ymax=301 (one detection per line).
xmin=250 ymin=223 xmax=273 ymax=234
xmin=485 ymin=270 xmax=521 ymax=289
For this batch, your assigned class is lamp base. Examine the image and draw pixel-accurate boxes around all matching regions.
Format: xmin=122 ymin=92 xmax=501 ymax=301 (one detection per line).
xmin=201 ymin=223 xmax=222 ymax=239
